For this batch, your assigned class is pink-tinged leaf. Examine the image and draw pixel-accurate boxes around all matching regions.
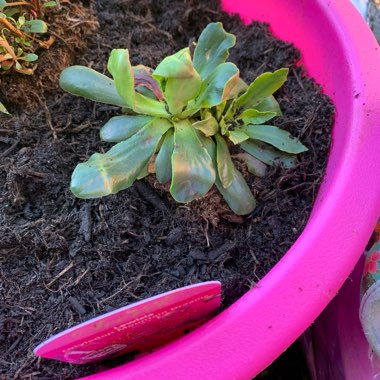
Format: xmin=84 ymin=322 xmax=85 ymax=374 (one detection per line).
xmin=133 ymin=65 xmax=164 ymax=101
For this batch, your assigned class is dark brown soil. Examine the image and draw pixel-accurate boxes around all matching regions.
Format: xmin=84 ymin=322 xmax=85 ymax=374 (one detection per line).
xmin=0 ymin=0 xmax=334 ymax=378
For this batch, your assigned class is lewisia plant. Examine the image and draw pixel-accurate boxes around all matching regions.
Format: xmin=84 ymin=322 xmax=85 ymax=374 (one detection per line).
xmin=60 ymin=22 xmax=307 ymax=215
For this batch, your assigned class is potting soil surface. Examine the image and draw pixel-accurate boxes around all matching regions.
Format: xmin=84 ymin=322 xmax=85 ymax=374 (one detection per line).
xmin=0 ymin=0 xmax=334 ymax=378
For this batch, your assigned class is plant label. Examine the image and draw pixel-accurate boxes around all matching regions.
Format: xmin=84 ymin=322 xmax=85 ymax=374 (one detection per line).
xmin=34 ymin=281 xmax=221 ymax=364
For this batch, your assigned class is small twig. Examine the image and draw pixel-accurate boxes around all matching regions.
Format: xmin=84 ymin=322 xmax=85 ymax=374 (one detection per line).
xmin=0 ymin=139 xmax=19 ymax=158
xmin=46 ymin=261 xmax=74 ymax=287
xmin=4 ymin=336 xmax=23 ymax=357
xmin=67 ymin=19 xmax=99 ymax=31
xmin=0 ymin=129 xmax=16 ymax=133
xmin=202 ymin=217 xmax=210 ymax=247
xmin=71 ymin=267 xmax=90 ymax=287
xmin=42 ymin=102 xmax=57 ymax=139
xmin=125 ymin=230 xmax=144 ymax=238
xmin=284 ymin=182 xmax=313 ymax=193
xmin=0 ymin=17 xmax=24 ymax=38
xmin=25 ymin=169 xmax=47 ymax=178
xmin=4 ymin=2 xmax=33 ymax=6
xmin=98 ymin=280 xmax=133 ymax=305
xmin=292 ymin=67 xmax=306 ymax=94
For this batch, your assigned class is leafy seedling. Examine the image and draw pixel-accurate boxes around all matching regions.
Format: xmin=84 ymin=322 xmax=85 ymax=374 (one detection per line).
xmin=60 ymin=22 xmax=307 ymax=215
xmin=0 ymin=0 xmax=56 ymax=75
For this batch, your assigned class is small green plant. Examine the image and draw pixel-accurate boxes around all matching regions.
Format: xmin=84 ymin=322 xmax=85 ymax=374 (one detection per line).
xmin=0 ymin=0 xmax=56 ymax=75
xmin=60 ymin=22 xmax=307 ymax=215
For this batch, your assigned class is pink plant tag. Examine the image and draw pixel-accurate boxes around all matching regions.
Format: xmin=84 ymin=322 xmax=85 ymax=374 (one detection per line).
xmin=34 ymin=281 xmax=221 ymax=364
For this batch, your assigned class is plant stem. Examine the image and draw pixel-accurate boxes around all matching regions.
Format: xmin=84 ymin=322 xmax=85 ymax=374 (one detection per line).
xmin=0 ymin=17 xmax=24 ymax=37
xmin=0 ymin=36 xmax=18 ymax=60
xmin=4 ymin=1 xmax=33 ymax=7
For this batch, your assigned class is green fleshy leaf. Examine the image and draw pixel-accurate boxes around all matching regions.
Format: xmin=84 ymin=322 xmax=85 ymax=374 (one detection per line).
xmin=154 ymin=47 xmax=195 ymax=78
xmin=60 ymin=65 xmax=168 ymax=117
xmin=224 ymin=99 xmax=237 ymax=121
xmin=236 ymin=68 xmax=289 ymax=110
xmin=170 ymin=119 xmax=215 ymax=203
xmin=240 ymin=140 xmax=297 ymax=168
xmin=153 ymin=48 xmax=201 ymax=115
xmin=21 ymin=20 xmax=48 ymax=33
xmin=215 ymin=100 xmax=227 ymax=121
xmin=241 ymin=109 xmax=277 ymax=125
xmin=255 ymin=95 xmax=283 ymax=116
xmin=234 ymin=153 xmax=267 ymax=177
xmin=193 ymin=22 xmax=236 ymax=80
xmin=133 ymin=92 xmax=169 ymax=117
xmin=193 ymin=62 xmax=239 ymax=109
xmin=0 ymin=1 xmax=7 ymax=11
xmin=70 ymin=118 xmax=172 ymax=198
xmin=21 ymin=53 xmax=38 ymax=62
xmin=60 ymin=66 xmax=128 ymax=107
xmin=137 ymin=163 xmax=149 ymax=179
xmin=156 ymin=129 xmax=174 ymax=183
xmin=18 ymin=15 xmax=25 ymax=26
xmin=107 ymin=49 xmax=135 ymax=108
xmin=192 ymin=112 xmax=218 ymax=136
xmin=241 ymin=125 xmax=308 ymax=154
xmin=200 ymin=134 xmax=256 ymax=215
xmin=43 ymin=1 xmax=58 ymax=8
xmin=215 ymin=134 xmax=234 ymax=188
xmin=100 ymin=115 xmax=154 ymax=142
xmin=219 ymin=117 xmax=229 ymax=136
xmin=228 ymin=130 xmax=249 ymax=144
xmin=107 ymin=49 xmax=169 ymax=117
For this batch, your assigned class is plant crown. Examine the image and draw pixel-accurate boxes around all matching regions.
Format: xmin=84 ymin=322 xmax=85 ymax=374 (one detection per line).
xmin=60 ymin=22 xmax=307 ymax=215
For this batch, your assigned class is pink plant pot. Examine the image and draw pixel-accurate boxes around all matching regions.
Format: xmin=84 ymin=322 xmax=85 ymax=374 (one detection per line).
xmin=80 ymin=0 xmax=380 ymax=378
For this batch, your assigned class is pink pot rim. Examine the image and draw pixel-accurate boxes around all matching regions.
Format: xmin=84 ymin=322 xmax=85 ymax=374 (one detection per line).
xmin=80 ymin=0 xmax=380 ymax=379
